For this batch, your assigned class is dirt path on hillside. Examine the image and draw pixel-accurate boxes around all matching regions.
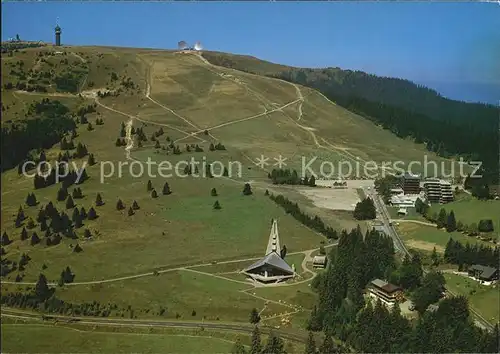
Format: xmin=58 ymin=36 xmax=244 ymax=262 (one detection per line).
xmin=137 ymin=55 xmax=218 ymax=142
xmin=194 ymin=54 xmax=400 ymax=176
xmin=2 ymin=243 xmax=336 ymax=287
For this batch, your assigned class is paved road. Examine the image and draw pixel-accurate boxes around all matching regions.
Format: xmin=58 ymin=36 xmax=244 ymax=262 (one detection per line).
xmin=367 ymin=188 xmax=409 ymax=254
xmin=1 ymin=308 xmax=309 ymax=344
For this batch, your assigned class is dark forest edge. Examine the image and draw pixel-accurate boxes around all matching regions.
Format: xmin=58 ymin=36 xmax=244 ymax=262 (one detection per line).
xmin=202 ymin=52 xmax=499 ymax=186
xmin=307 ymin=227 xmax=499 ymax=353
xmin=0 ymin=99 xmax=96 ymax=172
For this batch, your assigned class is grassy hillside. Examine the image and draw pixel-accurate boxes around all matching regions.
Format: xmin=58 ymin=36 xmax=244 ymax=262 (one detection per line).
xmin=202 ymin=51 xmax=498 ymax=184
xmin=1 ymin=324 xmax=237 ymax=353
xmin=0 ymin=45 xmax=472 ymax=339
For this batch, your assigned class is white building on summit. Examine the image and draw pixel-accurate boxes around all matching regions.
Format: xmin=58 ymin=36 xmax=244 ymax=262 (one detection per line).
xmin=241 ymin=219 xmax=295 ymax=284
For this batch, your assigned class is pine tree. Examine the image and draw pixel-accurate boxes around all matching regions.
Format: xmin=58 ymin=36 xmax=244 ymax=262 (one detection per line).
xmin=57 ymin=187 xmax=68 ymax=202
xmin=35 ymin=274 xmax=51 ymax=300
xmin=162 ymin=182 xmax=171 ymax=195
xmin=250 ymin=326 xmax=262 ymax=354
xmin=319 ymin=333 xmax=338 ymax=354
xmin=26 ymin=193 xmax=38 ymax=207
xmin=116 ymin=199 xmax=125 ymax=211
xmin=151 ymin=189 xmax=158 ymax=198
xmin=280 ymin=245 xmax=287 ymax=259
xmin=83 ymin=229 xmax=91 ymax=238
xmin=132 ymin=200 xmax=140 ymax=210
xmin=147 ymin=180 xmax=153 ymax=192
xmin=431 ymin=247 xmax=440 ymax=266
xmin=243 ymin=183 xmax=253 ymax=196
xmin=87 ymin=207 xmax=98 ymax=220
xmin=80 ymin=206 xmax=87 ymax=219
xmin=1 ymin=232 xmax=11 ymax=246
xmin=20 ymin=227 xmax=28 ymax=241
xmin=305 ymin=331 xmax=317 ymax=354
xmin=446 ymin=210 xmax=457 ymax=232
xmin=88 ymin=153 xmax=96 ymax=166
xmin=213 ymin=200 xmax=221 ymax=210
xmin=307 ymin=305 xmax=323 ymax=332
xmin=231 ymin=338 xmax=247 ymax=354
xmin=223 ymin=167 xmax=229 ymax=176
xmin=36 ymin=208 xmax=46 ymax=223
xmin=95 ymin=193 xmax=104 ymax=206
xmin=66 ymin=195 xmax=75 ymax=209
xmin=262 ymin=331 xmax=285 ymax=354
xmin=309 ymin=175 xmax=316 ymax=187
xmin=73 ymin=244 xmax=83 ymax=253
xmin=128 ymin=207 xmax=134 ymax=216
xmin=74 ymin=214 xmax=83 ymax=228
xmin=209 ymin=143 xmax=215 ymax=151
xmin=87 ymin=122 xmax=93 ymax=131
xmin=211 ymin=188 xmax=218 ymax=197
xmin=40 ymin=218 xmax=48 ymax=231
xmin=17 ymin=206 xmax=25 ymax=222
xmin=249 ymin=308 xmax=260 ymax=324
xmin=437 ymin=208 xmax=447 ymax=229
xmin=31 ymin=232 xmax=41 ymax=246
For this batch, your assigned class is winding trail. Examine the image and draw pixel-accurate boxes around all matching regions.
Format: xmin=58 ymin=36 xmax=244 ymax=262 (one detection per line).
xmin=2 ymin=244 xmax=336 ymax=287
xmin=124 ymin=118 xmax=135 ymax=160
xmin=174 ymin=98 xmax=302 ymax=144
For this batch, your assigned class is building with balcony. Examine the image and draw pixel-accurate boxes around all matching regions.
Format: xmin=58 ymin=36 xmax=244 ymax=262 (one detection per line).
xmin=424 ymin=178 xmax=454 ymax=204
xmin=367 ymin=279 xmax=403 ymax=307
xmin=401 ymin=173 xmax=421 ymax=195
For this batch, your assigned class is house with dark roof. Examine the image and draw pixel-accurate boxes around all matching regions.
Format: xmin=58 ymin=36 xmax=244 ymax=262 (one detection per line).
xmin=367 ymin=279 xmax=403 ymax=307
xmin=468 ymin=265 xmax=499 ymax=283
xmin=242 ymin=219 xmax=295 ymax=284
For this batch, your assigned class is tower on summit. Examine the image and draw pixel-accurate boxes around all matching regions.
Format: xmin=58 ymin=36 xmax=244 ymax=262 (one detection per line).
xmin=55 ymin=24 xmax=61 ymax=46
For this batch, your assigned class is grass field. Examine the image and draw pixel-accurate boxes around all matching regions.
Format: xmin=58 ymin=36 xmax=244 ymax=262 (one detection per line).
xmin=396 ymin=223 xmax=492 ymax=253
xmin=0 ymin=324 xmax=236 ymax=353
xmin=429 ymin=196 xmax=500 ymax=235
xmin=444 ymin=273 xmax=499 ymax=324
xmin=1 ymin=45 xmax=470 ymax=347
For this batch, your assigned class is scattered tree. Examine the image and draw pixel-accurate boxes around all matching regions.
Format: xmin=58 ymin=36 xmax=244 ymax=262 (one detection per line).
xmin=95 ymin=193 xmax=104 ymax=206
xmin=116 ymin=199 xmax=125 ymax=211
xmin=305 ymin=331 xmax=317 ymax=354
xmin=162 ymin=182 xmax=171 ymax=195
xmin=243 ymin=183 xmax=253 ymax=196
xmin=87 ymin=207 xmax=98 ymax=220
xmin=249 ymin=308 xmax=261 ymax=324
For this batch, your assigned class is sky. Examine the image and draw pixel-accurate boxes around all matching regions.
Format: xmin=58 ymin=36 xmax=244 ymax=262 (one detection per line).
xmin=2 ymin=1 xmax=499 ymax=104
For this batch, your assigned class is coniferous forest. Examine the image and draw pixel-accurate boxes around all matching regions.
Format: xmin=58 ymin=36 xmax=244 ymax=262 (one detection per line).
xmin=307 ymin=227 xmax=499 ymax=353
xmin=1 ymin=99 xmax=76 ymax=172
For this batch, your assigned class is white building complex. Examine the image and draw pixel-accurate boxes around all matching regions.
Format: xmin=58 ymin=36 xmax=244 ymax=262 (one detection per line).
xmin=241 ymin=219 xmax=295 ymax=284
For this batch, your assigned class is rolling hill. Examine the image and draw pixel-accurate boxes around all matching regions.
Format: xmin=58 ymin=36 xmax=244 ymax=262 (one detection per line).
xmin=202 ymin=51 xmax=499 ymax=186
xmin=0 ymin=44 xmax=481 ymax=333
